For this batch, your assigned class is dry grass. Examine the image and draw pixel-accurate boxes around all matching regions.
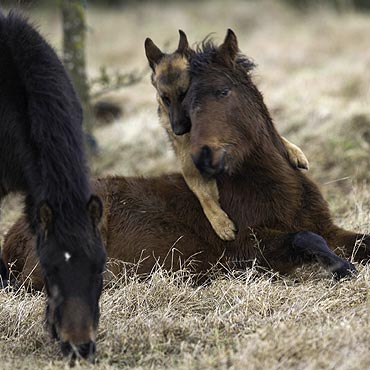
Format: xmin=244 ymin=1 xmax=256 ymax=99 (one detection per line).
xmin=1 ymin=0 xmax=370 ymax=368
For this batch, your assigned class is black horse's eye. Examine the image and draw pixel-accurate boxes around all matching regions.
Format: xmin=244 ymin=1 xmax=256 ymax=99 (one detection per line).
xmin=161 ymin=95 xmax=171 ymax=106
xmin=216 ymin=87 xmax=231 ymax=98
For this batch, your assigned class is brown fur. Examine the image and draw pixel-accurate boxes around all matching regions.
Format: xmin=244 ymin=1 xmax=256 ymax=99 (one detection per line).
xmin=145 ymin=31 xmax=309 ymax=241
xmin=3 ymin=31 xmax=369 ymax=288
xmin=2 ymin=164 xmax=369 ymax=289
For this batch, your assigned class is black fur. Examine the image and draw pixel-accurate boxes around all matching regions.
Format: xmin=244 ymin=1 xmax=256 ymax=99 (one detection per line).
xmin=0 ymin=11 xmax=105 ymax=358
xmin=193 ymin=38 xmax=256 ymax=76
xmin=0 ymin=12 xmax=89 ymax=230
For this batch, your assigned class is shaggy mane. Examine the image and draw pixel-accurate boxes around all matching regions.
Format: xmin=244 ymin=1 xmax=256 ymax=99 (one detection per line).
xmin=191 ymin=36 xmax=256 ymax=75
xmin=1 ymin=12 xmax=95 ymax=253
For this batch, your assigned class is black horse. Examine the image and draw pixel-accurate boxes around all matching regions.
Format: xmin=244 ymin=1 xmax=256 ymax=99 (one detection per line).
xmin=0 ymin=12 xmax=106 ymax=359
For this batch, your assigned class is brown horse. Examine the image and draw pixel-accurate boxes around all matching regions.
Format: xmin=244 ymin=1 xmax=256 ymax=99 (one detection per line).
xmin=2 ymin=30 xmax=370 ymax=289
xmin=144 ymin=30 xmax=309 ymax=242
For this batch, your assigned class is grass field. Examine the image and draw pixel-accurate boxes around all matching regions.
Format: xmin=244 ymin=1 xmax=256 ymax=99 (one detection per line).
xmin=1 ymin=0 xmax=370 ymax=368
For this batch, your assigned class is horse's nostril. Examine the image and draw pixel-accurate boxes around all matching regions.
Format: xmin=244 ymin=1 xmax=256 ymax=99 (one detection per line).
xmin=201 ymin=145 xmax=211 ymax=158
xmin=77 ymin=341 xmax=96 ymax=358
xmin=192 ymin=145 xmax=212 ymax=172
xmin=192 ymin=145 xmax=225 ymax=177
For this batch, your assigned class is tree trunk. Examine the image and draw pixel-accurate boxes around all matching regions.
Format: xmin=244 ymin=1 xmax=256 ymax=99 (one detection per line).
xmin=61 ymin=0 xmax=97 ymax=154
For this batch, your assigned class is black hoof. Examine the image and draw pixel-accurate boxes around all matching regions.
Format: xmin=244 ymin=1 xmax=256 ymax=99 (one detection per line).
xmin=331 ymin=259 xmax=357 ymax=280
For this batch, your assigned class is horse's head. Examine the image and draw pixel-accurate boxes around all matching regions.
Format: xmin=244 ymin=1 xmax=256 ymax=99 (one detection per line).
xmin=145 ymin=30 xmax=193 ymax=135
xmin=185 ymin=29 xmax=266 ymax=177
xmin=36 ymin=195 xmax=106 ymax=360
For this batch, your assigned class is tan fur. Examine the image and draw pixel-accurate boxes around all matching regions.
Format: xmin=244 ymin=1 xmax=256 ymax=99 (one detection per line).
xmin=281 ymin=137 xmax=310 ymax=170
xmin=149 ymin=48 xmax=309 ymax=241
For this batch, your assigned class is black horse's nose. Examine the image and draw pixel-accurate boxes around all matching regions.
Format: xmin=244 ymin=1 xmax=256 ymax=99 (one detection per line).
xmin=192 ymin=145 xmax=225 ymax=177
xmin=61 ymin=340 xmax=96 ymax=360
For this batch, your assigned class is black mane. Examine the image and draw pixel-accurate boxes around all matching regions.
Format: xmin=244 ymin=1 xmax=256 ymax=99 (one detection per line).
xmin=191 ymin=37 xmax=256 ymax=76
xmin=0 ymin=12 xmax=92 ymax=246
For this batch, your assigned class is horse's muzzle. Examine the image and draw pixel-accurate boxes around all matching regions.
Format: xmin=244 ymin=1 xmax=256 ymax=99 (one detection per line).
xmin=191 ymin=145 xmax=225 ymax=177
xmin=61 ymin=340 xmax=96 ymax=360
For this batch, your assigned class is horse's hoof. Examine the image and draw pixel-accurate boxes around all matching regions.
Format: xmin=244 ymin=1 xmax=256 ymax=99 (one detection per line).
xmin=332 ymin=259 xmax=357 ymax=280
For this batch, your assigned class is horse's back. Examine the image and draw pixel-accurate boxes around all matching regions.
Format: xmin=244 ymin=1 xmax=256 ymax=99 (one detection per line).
xmin=96 ymin=175 xmax=223 ymax=272
xmin=0 ymin=20 xmax=31 ymax=194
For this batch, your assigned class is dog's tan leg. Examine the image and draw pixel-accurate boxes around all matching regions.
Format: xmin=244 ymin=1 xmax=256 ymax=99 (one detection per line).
xmin=282 ymin=136 xmax=309 ymax=170
xmin=172 ymin=133 xmax=236 ymax=241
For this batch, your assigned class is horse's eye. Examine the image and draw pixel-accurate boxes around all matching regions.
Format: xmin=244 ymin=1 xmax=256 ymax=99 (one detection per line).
xmin=161 ymin=96 xmax=171 ymax=106
xmin=216 ymin=88 xmax=231 ymax=98
xmin=220 ymin=88 xmax=230 ymax=97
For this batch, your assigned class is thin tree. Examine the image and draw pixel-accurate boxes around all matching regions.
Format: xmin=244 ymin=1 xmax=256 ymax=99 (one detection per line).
xmin=61 ymin=0 xmax=96 ymax=153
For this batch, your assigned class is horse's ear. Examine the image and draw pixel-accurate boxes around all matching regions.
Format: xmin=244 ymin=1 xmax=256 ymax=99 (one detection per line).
xmin=218 ymin=29 xmax=239 ymax=65
xmin=144 ymin=38 xmax=164 ymax=71
xmin=87 ymin=195 xmax=103 ymax=228
xmin=177 ymin=30 xmax=189 ymax=54
xmin=37 ymin=201 xmax=53 ymax=234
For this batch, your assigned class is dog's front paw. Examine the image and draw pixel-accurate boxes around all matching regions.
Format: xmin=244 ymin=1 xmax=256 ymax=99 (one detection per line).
xmin=210 ymin=211 xmax=237 ymax=241
xmin=287 ymin=145 xmax=309 ymax=170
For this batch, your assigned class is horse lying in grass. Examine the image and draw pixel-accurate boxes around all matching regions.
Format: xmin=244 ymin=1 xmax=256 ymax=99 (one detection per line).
xmin=0 ymin=12 xmax=105 ymax=359
xmin=2 ymin=31 xmax=370 ymax=288
xmin=144 ymin=30 xmax=309 ymax=242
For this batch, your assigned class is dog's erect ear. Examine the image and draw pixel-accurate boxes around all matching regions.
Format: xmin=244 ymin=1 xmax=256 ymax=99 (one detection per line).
xmin=218 ymin=29 xmax=238 ymax=66
xmin=37 ymin=201 xmax=53 ymax=235
xmin=87 ymin=195 xmax=103 ymax=228
xmin=177 ymin=30 xmax=189 ymax=54
xmin=145 ymin=38 xmax=164 ymax=71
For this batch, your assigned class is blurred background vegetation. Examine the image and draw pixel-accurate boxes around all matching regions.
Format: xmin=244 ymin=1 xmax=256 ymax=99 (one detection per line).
xmin=2 ymin=0 xmax=370 ymax=9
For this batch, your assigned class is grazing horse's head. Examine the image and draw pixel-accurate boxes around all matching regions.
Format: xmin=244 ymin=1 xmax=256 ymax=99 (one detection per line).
xmin=145 ymin=30 xmax=193 ymax=135
xmin=35 ymin=195 xmax=106 ymax=360
xmin=184 ymin=29 xmax=270 ymax=177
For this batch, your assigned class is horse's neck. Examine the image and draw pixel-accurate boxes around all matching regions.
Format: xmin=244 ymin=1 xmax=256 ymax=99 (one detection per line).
xmin=218 ymin=130 xmax=301 ymax=227
xmin=246 ymin=122 xmax=295 ymax=178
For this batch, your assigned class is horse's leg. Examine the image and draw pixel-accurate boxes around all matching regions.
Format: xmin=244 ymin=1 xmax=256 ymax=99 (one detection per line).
xmin=281 ymin=137 xmax=309 ymax=170
xmin=251 ymin=228 xmax=356 ymax=279
xmin=323 ymin=227 xmax=370 ymax=263
xmin=171 ymin=132 xmax=236 ymax=241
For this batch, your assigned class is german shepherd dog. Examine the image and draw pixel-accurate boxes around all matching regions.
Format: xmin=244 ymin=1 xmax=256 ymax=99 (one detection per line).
xmin=144 ymin=31 xmax=309 ymax=241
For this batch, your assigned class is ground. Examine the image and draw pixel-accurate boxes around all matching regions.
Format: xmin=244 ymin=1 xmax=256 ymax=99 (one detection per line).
xmin=1 ymin=1 xmax=370 ymax=369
